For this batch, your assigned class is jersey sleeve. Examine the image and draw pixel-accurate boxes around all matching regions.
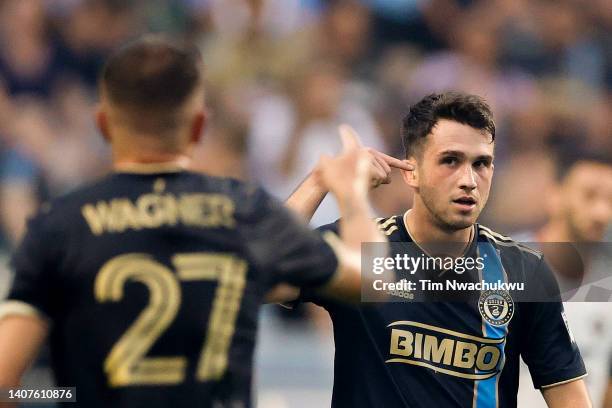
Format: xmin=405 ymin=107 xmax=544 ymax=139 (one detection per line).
xmin=521 ymin=257 xmax=587 ymax=389
xmin=1 ymin=209 xmax=61 ymax=321
xmin=238 ymin=187 xmax=339 ymax=290
xmin=294 ymin=220 xmax=341 ymax=306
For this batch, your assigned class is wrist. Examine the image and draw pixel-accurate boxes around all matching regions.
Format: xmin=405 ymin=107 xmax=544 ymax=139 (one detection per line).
xmin=308 ymin=167 xmax=329 ymax=194
xmin=335 ymin=191 xmax=369 ymax=213
xmin=331 ymin=180 xmax=368 ymax=203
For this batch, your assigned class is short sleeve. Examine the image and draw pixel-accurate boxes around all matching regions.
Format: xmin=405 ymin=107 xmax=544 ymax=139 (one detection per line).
xmin=521 ymin=258 xmax=587 ymax=389
xmin=294 ymin=220 xmax=341 ymax=306
xmin=1 ymin=210 xmax=59 ymax=320
xmin=238 ymin=187 xmax=338 ymax=289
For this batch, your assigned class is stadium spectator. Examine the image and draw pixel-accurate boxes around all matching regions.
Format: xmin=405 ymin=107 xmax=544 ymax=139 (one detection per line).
xmin=514 ymin=151 xmax=612 ymax=407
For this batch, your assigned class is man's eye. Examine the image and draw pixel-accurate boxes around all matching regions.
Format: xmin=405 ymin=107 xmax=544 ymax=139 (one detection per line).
xmin=442 ymin=157 xmax=457 ymax=165
xmin=474 ymin=160 xmax=488 ymax=168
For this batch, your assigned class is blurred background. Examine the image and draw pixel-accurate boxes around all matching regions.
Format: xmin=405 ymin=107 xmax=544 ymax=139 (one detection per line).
xmin=0 ymin=0 xmax=609 ymax=407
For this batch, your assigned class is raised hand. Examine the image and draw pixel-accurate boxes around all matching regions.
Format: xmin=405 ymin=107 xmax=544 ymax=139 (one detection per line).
xmin=340 ymin=124 xmax=413 ymax=188
xmin=316 ymin=124 xmax=414 ymax=194
xmin=286 ymin=124 xmax=414 ymax=222
xmin=316 ymin=124 xmax=370 ymax=200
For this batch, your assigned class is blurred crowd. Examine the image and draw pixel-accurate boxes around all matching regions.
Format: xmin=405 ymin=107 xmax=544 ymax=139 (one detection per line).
xmin=0 ymin=1 xmax=610 ymax=406
xmin=0 ymin=0 xmax=610 ymax=247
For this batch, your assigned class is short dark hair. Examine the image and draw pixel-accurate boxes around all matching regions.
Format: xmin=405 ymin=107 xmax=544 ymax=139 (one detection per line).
xmin=401 ymin=92 xmax=495 ymax=158
xmin=100 ymin=35 xmax=203 ymax=130
xmin=552 ymin=148 xmax=612 ymax=182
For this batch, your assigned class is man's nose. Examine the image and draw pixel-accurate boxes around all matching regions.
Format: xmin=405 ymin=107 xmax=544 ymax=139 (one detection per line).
xmin=459 ymin=165 xmax=477 ymax=191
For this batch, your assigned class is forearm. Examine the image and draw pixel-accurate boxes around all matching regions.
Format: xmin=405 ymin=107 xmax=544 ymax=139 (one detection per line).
xmin=285 ymin=172 xmax=328 ymax=222
xmin=319 ymin=194 xmax=387 ymax=302
xmin=542 ymin=379 xmax=592 ymax=408
xmin=0 ymin=315 xmax=48 ymax=388
xmin=265 ymin=283 xmax=300 ymax=304
xmin=336 ymin=194 xmax=384 ymax=250
xmin=0 ymin=183 xmax=37 ymax=245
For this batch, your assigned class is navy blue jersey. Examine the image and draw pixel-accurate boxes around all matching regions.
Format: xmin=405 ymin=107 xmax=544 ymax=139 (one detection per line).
xmin=3 ymin=169 xmax=338 ymax=408
xmin=300 ymin=214 xmax=586 ymax=408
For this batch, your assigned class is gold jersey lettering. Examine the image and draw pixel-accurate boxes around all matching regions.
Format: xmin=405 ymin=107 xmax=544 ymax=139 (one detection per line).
xmin=82 ymin=202 xmax=113 ymax=236
xmin=476 ymin=345 xmax=500 ymax=371
xmin=386 ymin=321 xmax=504 ymax=380
xmin=111 ymin=199 xmax=141 ymax=233
xmin=137 ymin=194 xmax=167 ymax=228
xmin=81 ymin=193 xmax=235 ymax=235
xmin=390 ymin=329 xmax=413 ymax=357
xmin=423 ymin=335 xmax=454 ymax=365
xmin=453 ymin=341 xmax=477 ymax=368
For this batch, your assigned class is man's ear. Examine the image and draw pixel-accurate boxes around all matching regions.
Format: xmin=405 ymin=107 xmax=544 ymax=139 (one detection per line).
xmin=400 ymin=158 xmax=418 ymax=189
xmin=190 ymin=110 xmax=207 ymax=144
xmin=95 ymin=108 xmax=111 ymax=144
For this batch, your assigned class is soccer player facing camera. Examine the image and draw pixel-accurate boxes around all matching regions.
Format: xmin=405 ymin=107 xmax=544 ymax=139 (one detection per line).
xmin=285 ymin=92 xmax=591 ymax=407
xmin=0 ymin=37 xmax=388 ymax=408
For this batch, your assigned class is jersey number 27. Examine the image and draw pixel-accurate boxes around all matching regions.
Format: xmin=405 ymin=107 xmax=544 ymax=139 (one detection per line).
xmin=94 ymin=252 xmax=247 ymax=387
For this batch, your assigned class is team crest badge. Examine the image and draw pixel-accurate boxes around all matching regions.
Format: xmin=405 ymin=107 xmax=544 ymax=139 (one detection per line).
xmin=478 ymin=290 xmax=514 ymax=326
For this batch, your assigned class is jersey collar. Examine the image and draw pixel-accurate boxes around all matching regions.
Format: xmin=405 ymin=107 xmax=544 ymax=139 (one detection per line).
xmin=401 ymin=209 xmax=477 ymax=258
xmin=113 ymin=159 xmax=190 ymax=174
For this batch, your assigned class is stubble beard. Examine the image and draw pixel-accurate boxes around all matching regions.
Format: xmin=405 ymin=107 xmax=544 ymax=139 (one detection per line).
xmin=420 ymin=189 xmax=478 ymax=232
xmin=565 ymin=208 xmax=602 ymax=242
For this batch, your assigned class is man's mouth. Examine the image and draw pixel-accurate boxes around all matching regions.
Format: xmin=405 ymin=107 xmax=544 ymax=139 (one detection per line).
xmin=452 ymin=197 xmax=477 ymax=210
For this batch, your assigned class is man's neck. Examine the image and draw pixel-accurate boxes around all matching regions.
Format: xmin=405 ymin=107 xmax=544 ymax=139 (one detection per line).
xmin=404 ymin=205 xmax=474 ymax=258
xmin=109 ymin=126 xmax=194 ymax=171
xmin=113 ymin=154 xmax=192 ymax=172
xmin=112 ymin=141 xmax=193 ymax=172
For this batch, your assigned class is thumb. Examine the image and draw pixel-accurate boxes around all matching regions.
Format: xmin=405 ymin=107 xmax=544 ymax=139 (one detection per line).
xmin=339 ymin=124 xmax=362 ymax=152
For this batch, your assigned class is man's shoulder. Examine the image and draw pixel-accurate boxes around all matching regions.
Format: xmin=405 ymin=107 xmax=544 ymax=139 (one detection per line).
xmin=186 ymin=172 xmax=256 ymax=196
xmin=316 ymin=214 xmax=406 ymax=240
xmin=477 ymin=224 xmax=543 ymax=267
xmin=374 ymin=215 xmax=405 ymax=240
xmin=40 ymin=172 xmax=259 ymax=214
xmin=30 ymin=175 xmax=117 ymax=225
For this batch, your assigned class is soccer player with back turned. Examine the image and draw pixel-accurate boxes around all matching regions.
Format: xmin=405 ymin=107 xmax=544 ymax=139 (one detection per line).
xmin=0 ymin=36 xmax=389 ymax=407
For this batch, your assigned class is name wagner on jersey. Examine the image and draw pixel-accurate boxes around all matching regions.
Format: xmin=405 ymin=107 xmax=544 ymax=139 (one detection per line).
xmin=81 ymin=191 xmax=236 ymax=235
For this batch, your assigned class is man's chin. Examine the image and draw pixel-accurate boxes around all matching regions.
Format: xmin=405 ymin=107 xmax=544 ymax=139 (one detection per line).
xmin=444 ymin=214 xmax=478 ymax=231
xmin=449 ymin=221 xmax=475 ymax=230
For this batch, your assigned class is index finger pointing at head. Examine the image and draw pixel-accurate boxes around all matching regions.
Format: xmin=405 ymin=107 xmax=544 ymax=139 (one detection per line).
xmin=339 ymin=124 xmax=363 ymax=151
xmin=375 ymin=151 xmax=414 ymax=171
